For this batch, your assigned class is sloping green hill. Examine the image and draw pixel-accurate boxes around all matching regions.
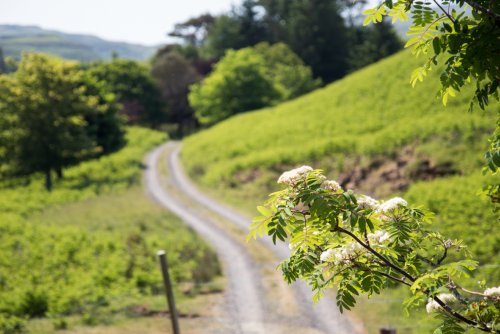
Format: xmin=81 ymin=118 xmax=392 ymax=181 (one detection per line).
xmin=182 ymin=50 xmax=498 ymax=265
xmin=182 ymin=49 xmax=499 ymax=332
xmin=0 ymin=25 xmax=157 ymax=61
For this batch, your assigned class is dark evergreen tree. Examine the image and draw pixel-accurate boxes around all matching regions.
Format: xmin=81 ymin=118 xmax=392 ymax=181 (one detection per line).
xmin=348 ymin=19 xmax=402 ymax=72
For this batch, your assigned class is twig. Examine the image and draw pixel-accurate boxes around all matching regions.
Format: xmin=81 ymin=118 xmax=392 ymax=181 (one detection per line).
xmin=432 ymin=0 xmax=456 ymax=23
xmin=463 ymin=0 xmax=500 ymax=21
xmin=437 ymin=247 xmax=448 ymax=265
xmin=417 ymin=254 xmax=437 ymax=266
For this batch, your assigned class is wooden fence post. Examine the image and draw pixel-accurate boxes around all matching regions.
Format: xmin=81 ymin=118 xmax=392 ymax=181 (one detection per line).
xmin=157 ymin=250 xmax=180 ymax=334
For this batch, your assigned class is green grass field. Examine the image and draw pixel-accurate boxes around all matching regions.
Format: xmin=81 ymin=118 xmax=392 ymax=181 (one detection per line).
xmin=181 ymin=50 xmax=499 ymax=333
xmin=0 ymin=127 xmax=220 ymax=333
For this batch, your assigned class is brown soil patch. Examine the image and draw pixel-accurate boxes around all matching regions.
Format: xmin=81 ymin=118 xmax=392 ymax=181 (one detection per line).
xmin=338 ymin=146 xmax=460 ymax=196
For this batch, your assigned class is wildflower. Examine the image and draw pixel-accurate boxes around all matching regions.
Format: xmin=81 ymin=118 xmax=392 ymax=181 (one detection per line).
xmin=377 ymin=197 xmax=408 ymax=214
xmin=320 ymin=249 xmax=337 ymax=263
xmin=426 ymin=294 xmax=456 ymax=313
xmin=320 ymin=243 xmax=363 ymax=266
xmin=277 ymin=166 xmax=313 ymax=186
xmin=484 ymin=287 xmax=500 ymax=296
xmin=368 ymin=230 xmax=391 ymax=244
xmin=443 ymin=239 xmax=453 ymax=249
xmin=321 ymin=180 xmax=342 ymax=192
xmin=357 ymin=195 xmax=379 ymax=210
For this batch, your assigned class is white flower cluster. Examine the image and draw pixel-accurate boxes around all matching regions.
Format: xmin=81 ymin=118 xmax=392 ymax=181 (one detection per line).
xmin=321 ymin=180 xmax=342 ymax=192
xmin=484 ymin=287 xmax=500 ymax=296
xmin=320 ymin=243 xmax=363 ymax=266
xmin=357 ymin=195 xmax=379 ymax=210
xmin=277 ymin=165 xmax=313 ymax=185
xmin=426 ymin=293 xmax=456 ymax=313
xmin=443 ymin=239 xmax=453 ymax=249
xmin=368 ymin=230 xmax=391 ymax=244
xmin=376 ymin=197 xmax=408 ymax=214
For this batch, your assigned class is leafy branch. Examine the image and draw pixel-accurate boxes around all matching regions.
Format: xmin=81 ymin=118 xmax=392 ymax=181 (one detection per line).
xmin=250 ymin=168 xmax=500 ymax=333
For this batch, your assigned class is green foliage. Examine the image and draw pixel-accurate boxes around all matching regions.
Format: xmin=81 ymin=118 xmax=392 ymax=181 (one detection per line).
xmin=189 ymin=48 xmax=282 ymax=125
xmin=0 ymin=127 xmax=164 ymax=216
xmin=0 ymin=127 xmax=220 ymax=331
xmin=251 ymin=168 xmax=499 ymax=332
xmin=151 ymin=51 xmax=200 ymax=136
xmin=86 ymin=59 xmax=165 ymax=126
xmin=204 ymin=15 xmax=244 ymax=59
xmin=0 ymin=53 xmax=125 ymax=190
xmin=253 ymin=42 xmax=321 ymax=99
xmin=363 ymin=0 xmax=500 ymax=239
xmin=363 ymin=0 xmax=499 ymax=111
xmin=348 ymin=19 xmax=403 ymax=72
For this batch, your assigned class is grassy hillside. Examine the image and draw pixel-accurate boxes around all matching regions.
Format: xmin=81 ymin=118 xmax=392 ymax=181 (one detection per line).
xmin=181 ymin=51 xmax=499 ymax=332
xmin=0 ymin=25 xmax=157 ymax=62
xmin=0 ymin=127 xmax=220 ymax=333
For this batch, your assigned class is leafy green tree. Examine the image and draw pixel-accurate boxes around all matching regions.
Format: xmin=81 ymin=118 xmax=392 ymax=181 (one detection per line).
xmin=87 ymin=59 xmax=165 ymax=127
xmin=79 ymin=71 xmax=125 ymax=155
xmin=362 ymin=0 xmax=499 ymax=205
xmin=254 ymin=42 xmax=321 ymax=99
xmin=0 ymin=53 xmax=124 ymax=190
xmin=168 ymin=14 xmax=215 ymax=46
xmin=259 ymin=0 xmax=351 ymax=83
xmin=347 ymin=19 xmax=402 ymax=72
xmin=151 ymin=51 xmax=200 ymax=136
xmin=189 ymin=48 xmax=282 ymax=125
xmin=204 ymin=1 xmax=269 ymax=58
xmin=204 ymin=15 xmax=244 ymax=58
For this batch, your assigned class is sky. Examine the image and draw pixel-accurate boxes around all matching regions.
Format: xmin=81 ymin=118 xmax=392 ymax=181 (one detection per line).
xmin=1 ymin=0 xmax=237 ymax=46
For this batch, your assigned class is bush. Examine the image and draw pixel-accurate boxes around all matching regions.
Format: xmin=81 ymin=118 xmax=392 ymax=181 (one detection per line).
xmin=189 ymin=48 xmax=282 ymax=125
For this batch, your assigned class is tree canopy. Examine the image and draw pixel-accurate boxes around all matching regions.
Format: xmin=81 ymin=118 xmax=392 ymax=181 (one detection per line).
xmin=189 ymin=48 xmax=281 ymax=125
xmin=0 ymin=53 xmax=124 ymax=190
xmin=189 ymin=43 xmax=319 ymax=125
xmin=87 ymin=59 xmax=165 ymax=127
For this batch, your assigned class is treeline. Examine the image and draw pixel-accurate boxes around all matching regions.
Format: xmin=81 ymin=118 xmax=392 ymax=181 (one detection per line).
xmin=153 ymin=0 xmax=402 ymax=128
xmin=0 ymin=0 xmax=401 ymax=189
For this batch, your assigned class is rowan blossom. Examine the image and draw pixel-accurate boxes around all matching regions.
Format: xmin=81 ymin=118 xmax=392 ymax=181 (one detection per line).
xmin=357 ymin=195 xmax=379 ymax=210
xmin=321 ymin=180 xmax=342 ymax=192
xmin=426 ymin=294 xmax=456 ymax=313
xmin=484 ymin=287 xmax=500 ymax=296
xmin=277 ymin=165 xmax=313 ymax=185
xmin=368 ymin=230 xmax=391 ymax=244
xmin=320 ymin=243 xmax=363 ymax=266
xmin=377 ymin=197 xmax=408 ymax=214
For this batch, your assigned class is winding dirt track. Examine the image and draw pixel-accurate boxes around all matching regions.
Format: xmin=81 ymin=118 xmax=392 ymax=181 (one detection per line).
xmin=145 ymin=142 xmax=361 ymax=334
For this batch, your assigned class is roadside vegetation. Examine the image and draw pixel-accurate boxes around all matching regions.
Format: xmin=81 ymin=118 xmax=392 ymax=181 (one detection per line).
xmin=0 ymin=127 xmax=221 ymax=333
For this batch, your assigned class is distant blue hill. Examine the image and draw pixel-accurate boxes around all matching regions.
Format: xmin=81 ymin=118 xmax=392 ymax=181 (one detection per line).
xmin=0 ymin=24 xmax=159 ymax=62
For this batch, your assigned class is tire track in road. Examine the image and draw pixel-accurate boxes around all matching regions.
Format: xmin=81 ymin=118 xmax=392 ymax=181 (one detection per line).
xmin=145 ymin=142 xmax=362 ymax=334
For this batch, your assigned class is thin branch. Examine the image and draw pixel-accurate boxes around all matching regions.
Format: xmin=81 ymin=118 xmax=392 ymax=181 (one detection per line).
xmin=463 ymin=0 xmax=500 ymax=21
xmin=432 ymin=0 xmax=456 ymax=23
xmin=455 ymin=285 xmax=494 ymax=298
xmin=437 ymin=247 xmax=448 ymax=265
xmin=432 ymin=295 xmax=493 ymax=332
xmin=417 ymin=254 xmax=437 ymax=266
xmin=372 ymin=270 xmax=412 ymax=287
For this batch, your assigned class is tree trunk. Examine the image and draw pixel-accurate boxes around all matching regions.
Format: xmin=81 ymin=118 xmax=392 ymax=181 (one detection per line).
xmin=56 ymin=166 xmax=63 ymax=179
xmin=45 ymin=169 xmax=52 ymax=192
